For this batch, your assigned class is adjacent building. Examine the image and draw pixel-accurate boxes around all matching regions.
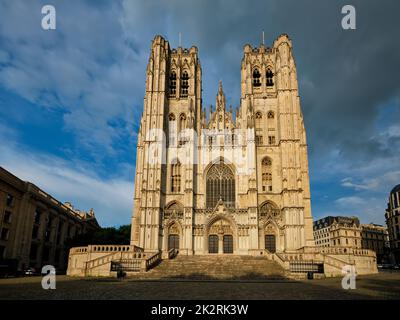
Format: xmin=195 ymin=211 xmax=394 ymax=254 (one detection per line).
xmin=361 ymin=223 xmax=389 ymax=264
xmin=385 ymin=184 xmax=400 ymax=264
xmin=0 ymin=167 xmax=100 ymax=272
xmin=313 ymin=216 xmax=362 ymax=249
xmin=314 ymin=216 xmax=390 ymax=264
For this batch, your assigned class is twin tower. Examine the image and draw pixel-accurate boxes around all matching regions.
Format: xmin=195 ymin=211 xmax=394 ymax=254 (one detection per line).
xmin=130 ymin=34 xmax=315 ymax=255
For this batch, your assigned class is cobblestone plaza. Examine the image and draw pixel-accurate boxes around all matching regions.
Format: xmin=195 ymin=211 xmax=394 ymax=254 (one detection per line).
xmin=1 ymin=272 xmax=399 ymax=300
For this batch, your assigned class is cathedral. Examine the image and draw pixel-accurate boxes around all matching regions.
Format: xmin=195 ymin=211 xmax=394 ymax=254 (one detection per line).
xmin=67 ymin=34 xmax=378 ymax=278
xmin=130 ymin=34 xmax=315 ymax=255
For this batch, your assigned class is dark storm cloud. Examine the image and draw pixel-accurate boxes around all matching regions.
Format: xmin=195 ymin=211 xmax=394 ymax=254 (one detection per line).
xmin=1 ymin=0 xmax=399 ymax=224
xmin=138 ymin=0 xmax=400 ymax=165
xmin=122 ymin=0 xmax=400 ymax=223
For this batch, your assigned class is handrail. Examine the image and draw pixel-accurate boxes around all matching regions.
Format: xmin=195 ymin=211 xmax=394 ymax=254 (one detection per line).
xmin=145 ymin=251 xmax=162 ymax=270
xmin=272 ymin=252 xmax=290 ymax=269
xmin=168 ymin=248 xmax=178 ymax=259
xmin=85 ymin=252 xmax=122 ymax=269
xmin=323 ymin=254 xmax=354 ymax=270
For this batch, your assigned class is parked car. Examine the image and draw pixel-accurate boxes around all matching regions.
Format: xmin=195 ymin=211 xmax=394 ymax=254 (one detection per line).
xmin=24 ymin=267 xmax=39 ymax=276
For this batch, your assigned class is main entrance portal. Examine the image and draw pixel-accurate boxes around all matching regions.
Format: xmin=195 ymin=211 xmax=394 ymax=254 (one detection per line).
xmin=208 ymin=235 xmax=218 ymax=253
xmin=168 ymin=234 xmax=179 ymax=251
xmin=265 ymin=234 xmax=276 ymax=253
xmin=223 ymin=235 xmax=233 ymax=253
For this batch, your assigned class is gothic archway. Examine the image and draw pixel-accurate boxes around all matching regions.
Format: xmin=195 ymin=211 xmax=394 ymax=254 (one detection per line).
xmin=206 ymin=161 xmax=235 ymax=209
xmin=205 ymin=217 xmax=236 ymax=254
xmin=163 ymin=220 xmax=182 ymax=252
xmin=264 ymin=224 xmax=277 ymax=253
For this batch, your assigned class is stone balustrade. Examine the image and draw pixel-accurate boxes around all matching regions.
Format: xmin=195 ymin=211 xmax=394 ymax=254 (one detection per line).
xmin=69 ymin=245 xmax=144 ymax=255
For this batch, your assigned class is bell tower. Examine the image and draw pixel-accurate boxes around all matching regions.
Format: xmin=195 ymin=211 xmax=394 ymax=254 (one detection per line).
xmin=131 ymin=35 xmax=202 ymax=254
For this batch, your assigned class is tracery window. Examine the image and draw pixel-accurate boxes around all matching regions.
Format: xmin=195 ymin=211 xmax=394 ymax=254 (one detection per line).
xmin=261 ymin=157 xmax=272 ymax=192
xmin=206 ymin=163 xmax=235 ymax=208
xmin=259 ymin=201 xmax=280 ymax=217
xmin=268 ymin=135 xmax=276 ymax=145
xmin=266 ymin=68 xmax=274 ymax=87
xmin=171 ymin=160 xmax=181 ymax=193
xmin=169 ymin=71 xmax=177 ymax=96
xmin=168 ymin=113 xmax=176 ymax=146
xmin=180 ymin=71 xmax=189 ymax=97
xmin=255 ymin=111 xmax=262 ymax=128
xmin=267 ymin=111 xmax=275 ymax=119
xmin=179 ymin=113 xmax=186 ymax=132
xmin=256 ymin=134 xmax=263 ymax=146
xmin=252 ymin=68 xmax=261 ymax=87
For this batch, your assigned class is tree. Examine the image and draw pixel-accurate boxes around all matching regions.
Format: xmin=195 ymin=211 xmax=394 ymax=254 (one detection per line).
xmin=65 ymin=225 xmax=131 ymax=248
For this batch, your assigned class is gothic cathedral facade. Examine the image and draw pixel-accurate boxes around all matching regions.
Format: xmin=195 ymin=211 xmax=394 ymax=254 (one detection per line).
xmin=130 ymin=34 xmax=315 ymax=255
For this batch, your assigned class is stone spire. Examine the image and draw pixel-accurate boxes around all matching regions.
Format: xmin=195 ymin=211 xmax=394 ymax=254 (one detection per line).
xmin=216 ymin=80 xmax=226 ymax=111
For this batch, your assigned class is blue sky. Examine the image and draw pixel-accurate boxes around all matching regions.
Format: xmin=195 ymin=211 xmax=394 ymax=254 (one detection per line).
xmin=0 ymin=0 xmax=399 ymax=227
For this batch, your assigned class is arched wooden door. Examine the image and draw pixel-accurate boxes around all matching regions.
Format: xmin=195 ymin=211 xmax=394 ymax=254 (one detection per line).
xmin=223 ymin=235 xmax=233 ymax=254
xmin=265 ymin=234 xmax=276 ymax=253
xmin=168 ymin=234 xmax=179 ymax=250
xmin=208 ymin=235 xmax=219 ymax=253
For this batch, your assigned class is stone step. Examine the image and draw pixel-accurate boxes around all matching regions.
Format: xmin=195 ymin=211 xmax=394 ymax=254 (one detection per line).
xmin=125 ymin=255 xmax=286 ymax=280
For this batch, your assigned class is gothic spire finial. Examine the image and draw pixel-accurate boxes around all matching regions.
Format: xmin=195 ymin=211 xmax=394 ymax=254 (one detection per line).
xmin=218 ymin=80 xmax=223 ymax=94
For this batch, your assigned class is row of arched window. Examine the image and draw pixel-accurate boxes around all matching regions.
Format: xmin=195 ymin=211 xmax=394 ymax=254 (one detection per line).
xmin=168 ymin=113 xmax=187 ymax=146
xmin=255 ymin=110 xmax=275 ymax=120
xmin=253 ymin=68 xmax=274 ymax=88
xmin=169 ymin=158 xmax=273 ymax=198
xmin=169 ymin=113 xmax=186 ymax=129
xmin=169 ymin=71 xmax=189 ymax=97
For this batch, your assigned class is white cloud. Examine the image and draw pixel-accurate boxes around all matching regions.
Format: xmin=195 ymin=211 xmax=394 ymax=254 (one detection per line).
xmin=0 ymin=137 xmax=134 ymax=227
xmin=0 ymin=1 xmax=145 ymax=157
xmin=333 ymin=195 xmax=387 ymax=224
xmin=335 ymin=196 xmax=364 ymax=207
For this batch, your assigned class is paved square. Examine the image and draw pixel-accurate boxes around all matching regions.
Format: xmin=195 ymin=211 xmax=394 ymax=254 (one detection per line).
xmin=0 ymin=271 xmax=399 ymax=300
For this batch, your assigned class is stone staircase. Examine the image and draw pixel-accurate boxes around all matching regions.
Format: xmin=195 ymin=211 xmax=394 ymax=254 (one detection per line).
xmin=125 ymin=255 xmax=287 ymax=280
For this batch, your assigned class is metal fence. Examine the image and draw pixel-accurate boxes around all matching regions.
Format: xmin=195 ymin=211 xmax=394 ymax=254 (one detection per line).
xmin=110 ymin=259 xmax=142 ymax=272
xmin=289 ymin=261 xmax=324 ymax=273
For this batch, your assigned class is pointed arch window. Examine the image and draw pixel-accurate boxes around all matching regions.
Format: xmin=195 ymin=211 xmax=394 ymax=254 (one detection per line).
xmin=178 ymin=113 xmax=188 ymax=146
xmin=180 ymin=71 xmax=189 ymax=97
xmin=255 ymin=111 xmax=262 ymax=128
xmin=168 ymin=113 xmax=176 ymax=146
xmin=169 ymin=71 xmax=177 ymax=96
xmin=179 ymin=113 xmax=186 ymax=132
xmin=253 ymin=68 xmax=261 ymax=87
xmin=266 ymin=68 xmax=274 ymax=87
xmin=261 ymin=157 xmax=272 ymax=192
xmin=206 ymin=163 xmax=235 ymax=208
xmin=171 ymin=160 xmax=181 ymax=193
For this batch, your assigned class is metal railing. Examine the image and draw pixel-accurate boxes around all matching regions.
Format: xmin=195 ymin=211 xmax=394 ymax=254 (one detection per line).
xmin=289 ymin=261 xmax=324 ymax=273
xmin=111 ymin=259 xmax=142 ymax=272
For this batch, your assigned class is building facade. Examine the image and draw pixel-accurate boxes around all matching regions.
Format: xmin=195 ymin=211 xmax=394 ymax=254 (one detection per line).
xmin=313 ymin=216 xmax=362 ymax=249
xmin=67 ymin=35 xmax=378 ymax=278
xmin=314 ymin=216 xmax=390 ymax=264
xmin=361 ymin=223 xmax=389 ymax=264
xmin=130 ymin=34 xmax=315 ymax=255
xmin=385 ymin=184 xmax=400 ymax=263
xmin=0 ymin=167 xmax=100 ymax=272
